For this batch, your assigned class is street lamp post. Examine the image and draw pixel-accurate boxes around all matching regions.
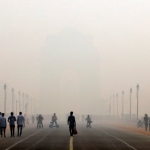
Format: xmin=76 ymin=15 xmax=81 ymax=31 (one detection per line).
xmin=122 ymin=91 xmax=124 ymax=119
xmin=116 ymin=93 xmax=118 ymax=118
xmin=18 ymin=91 xmax=21 ymax=111
xmin=22 ymin=93 xmax=24 ymax=113
xmin=25 ymin=94 xmax=28 ymax=115
xmin=30 ymin=98 xmax=32 ymax=114
xmin=27 ymin=95 xmax=29 ymax=114
xmin=109 ymin=96 xmax=111 ymax=116
xmin=4 ymin=84 xmax=7 ymax=115
xmin=12 ymin=88 xmax=14 ymax=113
xmin=113 ymin=95 xmax=115 ymax=116
xmin=33 ymin=98 xmax=35 ymax=115
xmin=37 ymin=99 xmax=39 ymax=115
xmin=130 ymin=88 xmax=132 ymax=119
xmin=16 ymin=100 xmax=19 ymax=115
xmin=136 ymin=84 xmax=139 ymax=119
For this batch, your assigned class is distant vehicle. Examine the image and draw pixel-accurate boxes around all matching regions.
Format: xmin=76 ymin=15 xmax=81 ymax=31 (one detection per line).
xmin=49 ymin=121 xmax=59 ymax=128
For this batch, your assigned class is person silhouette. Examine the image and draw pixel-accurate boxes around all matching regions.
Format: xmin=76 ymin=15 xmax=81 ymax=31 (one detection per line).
xmin=8 ymin=112 xmax=16 ymax=137
xmin=17 ymin=112 xmax=24 ymax=137
xmin=68 ymin=111 xmax=76 ymax=136
xmin=0 ymin=113 xmax=7 ymax=137
xmin=32 ymin=115 xmax=35 ymax=124
xmin=144 ymin=114 xmax=148 ymax=131
xmin=85 ymin=115 xmax=92 ymax=126
xmin=51 ymin=113 xmax=58 ymax=125
xmin=37 ymin=114 xmax=44 ymax=129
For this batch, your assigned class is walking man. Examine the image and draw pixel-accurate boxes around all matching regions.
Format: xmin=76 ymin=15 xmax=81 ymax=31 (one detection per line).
xmin=0 ymin=113 xmax=7 ymax=137
xmin=0 ymin=112 xmax=2 ymax=136
xmin=144 ymin=114 xmax=148 ymax=131
xmin=17 ymin=112 xmax=24 ymax=137
xmin=8 ymin=112 xmax=16 ymax=137
xmin=32 ymin=115 xmax=35 ymax=124
xmin=148 ymin=117 xmax=150 ymax=131
xmin=68 ymin=111 xmax=76 ymax=136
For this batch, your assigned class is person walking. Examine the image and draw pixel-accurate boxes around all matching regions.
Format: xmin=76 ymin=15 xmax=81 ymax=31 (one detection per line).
xmin=0 ymin=113 xmax=7 ymax=137
xmin=32 ymin=115 xmax=35 ymax=124
xmin=8 ymin=112 xmax=16 ymax=137
xmin=0 ymin=112 xmax=2 ymax=136
xmin=144 ymin=114 xmax=148 ymax=131
xmin=17 ymin=112 xmax=24 ymax=137
xmin=148 ymin=117 xmax=150 ymax=131
xmin=68 ymin=111 xmax=76 ymax=136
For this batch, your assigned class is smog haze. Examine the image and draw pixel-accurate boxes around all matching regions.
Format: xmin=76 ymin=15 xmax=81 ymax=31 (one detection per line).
xmin=0 ymin=0 xmax=150 ymax=117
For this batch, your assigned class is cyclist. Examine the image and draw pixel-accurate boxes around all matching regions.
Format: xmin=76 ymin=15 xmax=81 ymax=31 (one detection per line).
xmin=37 ymin=114 xmax=44 ymax=129
xmin=85 ymin=115 xmax=92 ymax=126
xmin=51 ymin=113 xmax=58 ymax=125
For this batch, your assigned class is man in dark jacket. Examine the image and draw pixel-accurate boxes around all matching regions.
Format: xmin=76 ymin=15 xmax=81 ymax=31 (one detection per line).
xmin=144 ymin=114 xmax=148 ymax=131
xmin=8 ymin=112 xmax=16 ymax=137
xmin=68 ymin=111 xmax=76 ymax=136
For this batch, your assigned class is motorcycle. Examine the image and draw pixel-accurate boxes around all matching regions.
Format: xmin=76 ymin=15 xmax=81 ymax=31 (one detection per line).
xmin=49 ymin=121 xmax=59 ymax=128
xmin=37 ymin=122 xmax=43 ymax=129
xmin=86 ymin=121 xmax=92 ymax=128
xmin=137 ymin=120 xmax=144 ymax=128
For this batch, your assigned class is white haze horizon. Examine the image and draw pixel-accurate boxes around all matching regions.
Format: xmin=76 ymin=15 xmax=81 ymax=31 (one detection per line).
xmin=0 ymin=0 xmax=150 ymax=118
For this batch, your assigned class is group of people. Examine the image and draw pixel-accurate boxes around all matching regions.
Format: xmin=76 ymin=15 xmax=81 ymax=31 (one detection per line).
xmin=36 ymin=113 xmax=58 ymax=129
xmin=0 ymin=111 xmax=91 ymax=137
xmin=0 ymin=112 xmax=24 ymax=137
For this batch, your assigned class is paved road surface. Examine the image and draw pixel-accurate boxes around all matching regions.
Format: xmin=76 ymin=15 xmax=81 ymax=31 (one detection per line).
xmin=0 ymin=122 xmax=150 ymax=150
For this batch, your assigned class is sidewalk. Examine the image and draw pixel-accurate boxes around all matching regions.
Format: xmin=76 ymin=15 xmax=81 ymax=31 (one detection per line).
xmin=109 ymin=122 xmax=150 ymax=136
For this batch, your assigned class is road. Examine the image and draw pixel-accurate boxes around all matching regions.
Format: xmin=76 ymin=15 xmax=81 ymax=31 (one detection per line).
xmin=0 ymin=122 xmax=150 ymax=150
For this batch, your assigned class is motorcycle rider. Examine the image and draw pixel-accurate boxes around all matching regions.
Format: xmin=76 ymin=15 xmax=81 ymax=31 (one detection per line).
xmin=37 ymin=114 xmax=44 ymax=129
xmin=51 ymin=113 xmax=58 ymax=125
xmin=85 ymin=115 xmax=92 ymax=126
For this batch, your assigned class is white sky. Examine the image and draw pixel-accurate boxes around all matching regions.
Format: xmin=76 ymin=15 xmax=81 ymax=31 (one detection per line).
xmin=0 ymin=0 xmax=150 ymax=116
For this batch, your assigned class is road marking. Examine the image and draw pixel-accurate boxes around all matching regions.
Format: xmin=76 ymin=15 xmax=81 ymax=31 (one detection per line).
xmin=5 ymin=130 xmax=42 ymax=150
xmin=26 ymin=135 xmax=47 ymax=150
xmin=69 ymin=137 xmax=73 ymax=150
xmin=99 ymin=124 xmax=150 ymax=140
xmin=95 ymin=128 xmax=137 ymax=150
xmin=25 ymin=129 xmax=51 ymax=150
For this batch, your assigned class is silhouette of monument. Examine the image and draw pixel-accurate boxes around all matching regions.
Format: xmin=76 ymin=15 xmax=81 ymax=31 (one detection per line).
xmin=40 ymin=28 xmax=100 ymax=114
